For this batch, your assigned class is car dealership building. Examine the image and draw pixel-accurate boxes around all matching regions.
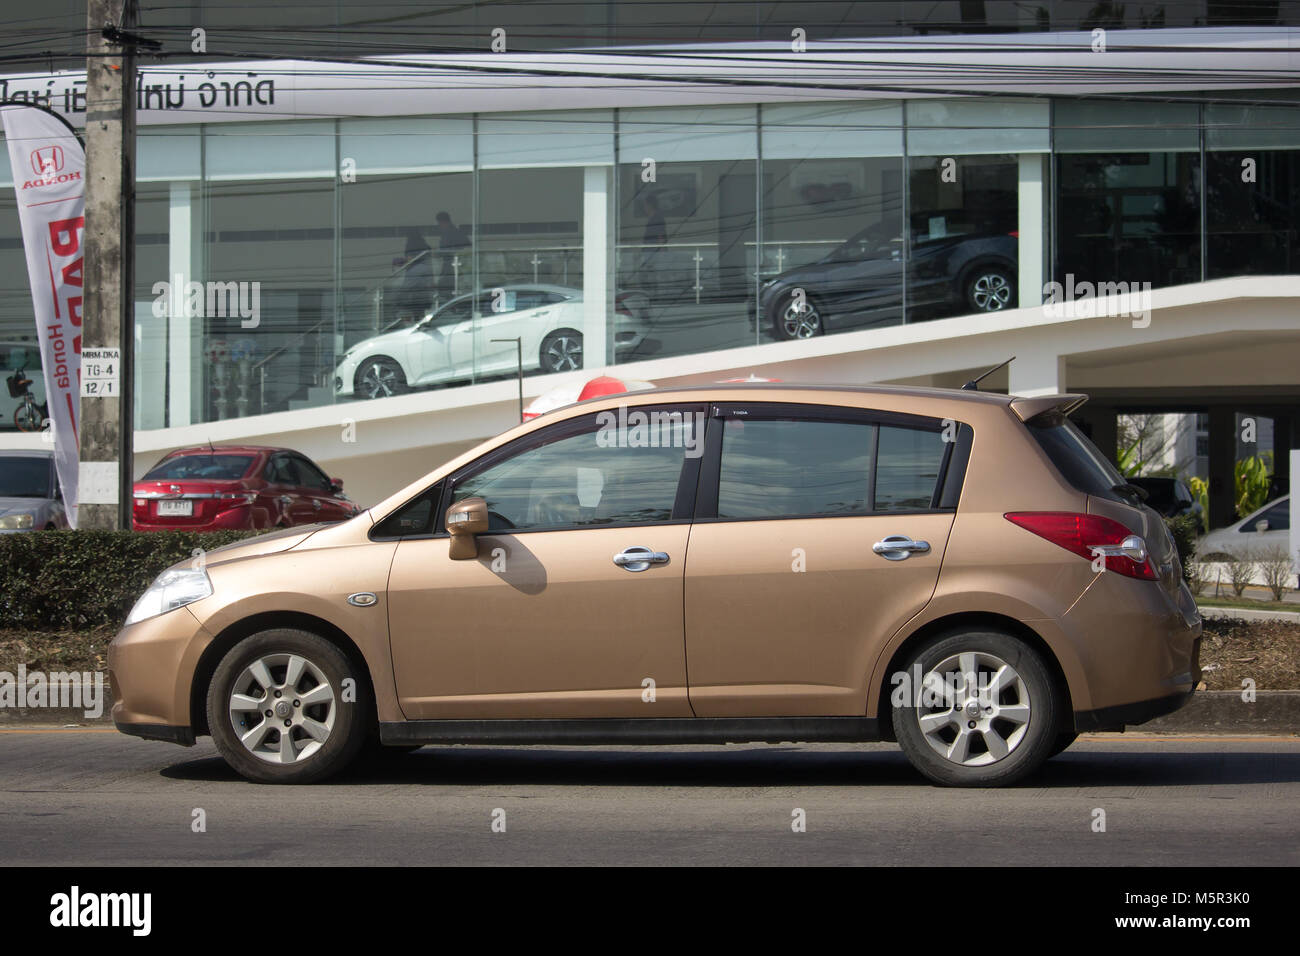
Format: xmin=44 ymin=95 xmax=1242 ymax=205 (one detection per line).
xmin=1 ymin=3 xmax=1298 ymax=538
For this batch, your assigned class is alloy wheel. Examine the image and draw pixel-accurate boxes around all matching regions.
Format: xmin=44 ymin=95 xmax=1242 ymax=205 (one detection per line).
xmin=227 ymin=653 xmax=337 ymax=765
xmin=915 ymin=650 xmax=1031 ymax=767
xmin=969 ymin=272 xmax=1012 ymax=312
xmin=780 ymin=297 xmax=821 ymax=339
xmin=543 ymin=334 xmax=583 ymax=372
xmin=358 ymin=359 xmax=403 ymax=399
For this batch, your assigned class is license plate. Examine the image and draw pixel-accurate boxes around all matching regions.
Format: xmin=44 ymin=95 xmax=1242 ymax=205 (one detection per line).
xmin=157 ymin=499 xmax=193 ymax=517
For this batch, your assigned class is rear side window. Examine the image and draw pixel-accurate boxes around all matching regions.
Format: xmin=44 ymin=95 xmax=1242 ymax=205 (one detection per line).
xmin=1027 ymin=416 xmax=1126 ymax=500
xmin=718 ymin=419 xmax=874 ymax=518
xmin=714 ymin=416 xmax=949 ymax=519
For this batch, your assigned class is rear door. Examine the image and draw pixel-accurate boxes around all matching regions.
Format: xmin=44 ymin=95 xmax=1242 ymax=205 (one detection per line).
xmin=683 ymin=403 xmax=961 ymax=717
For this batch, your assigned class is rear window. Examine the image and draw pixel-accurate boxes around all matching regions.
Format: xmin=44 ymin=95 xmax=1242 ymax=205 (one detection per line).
xmin=1027 ymin=416 xmax=1126 ymax=500
xmin=144 ymin=454 xmax=255 ymax=481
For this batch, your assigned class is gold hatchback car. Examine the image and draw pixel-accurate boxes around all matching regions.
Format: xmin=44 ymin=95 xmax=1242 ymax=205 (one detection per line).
xmin=109 ymin=384 xmax=1201 ymax=786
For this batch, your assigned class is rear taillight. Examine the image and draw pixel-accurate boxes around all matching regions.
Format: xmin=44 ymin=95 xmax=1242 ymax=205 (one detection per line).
xmin=1004 ymin=512 xmax=1156 ymax=580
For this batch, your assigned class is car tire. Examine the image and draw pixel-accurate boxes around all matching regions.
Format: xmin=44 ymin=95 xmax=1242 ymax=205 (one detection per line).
xmin=892 ymin=629 xmax=1059 ymax=787
xmin=354 ymin=356 xmax=408 ymax=399
xmin=963 ymin=265 xmax=1015 ymax=313
xmin=206 ymin=628 xmax=368 ymax=784
xmin=1049 ymin=731 xmax=1079 ymax=758
xmin=771 ymin=290 xmax=823 ymax=340
xmin=539 ymin=329 xmax=583 ymax=373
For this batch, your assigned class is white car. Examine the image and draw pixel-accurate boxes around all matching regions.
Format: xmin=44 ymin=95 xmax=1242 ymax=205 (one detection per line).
xmin=1197 ymin=494 xmax=1291 ymax=561
xmin=334 ymin=284 xmax=647 ymax=400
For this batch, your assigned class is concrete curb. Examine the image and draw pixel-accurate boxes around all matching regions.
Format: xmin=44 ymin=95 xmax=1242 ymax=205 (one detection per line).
xmin=1199 ymin=605 xmax=1300 ymax=623
xmin=1132 ymin=691 xmax=1300 ymax=735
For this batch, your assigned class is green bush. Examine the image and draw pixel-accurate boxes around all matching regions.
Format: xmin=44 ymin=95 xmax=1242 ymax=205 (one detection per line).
xmin=0 ymin=529 xmax=261 ymax=632
xmin=1165 ymin=513 xmax=1200 ymax=583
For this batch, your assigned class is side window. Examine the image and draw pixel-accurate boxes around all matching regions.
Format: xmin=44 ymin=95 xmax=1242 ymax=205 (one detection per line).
xmin=450 ymin=410 xmax=695 ymax=532
xmin=875 ymin=426 xmax=947 ymax=511
xmin=717 ymin=418 xmax=874 ymax=519
xmin=1243 ymin=501 xmax=1289 ymax=532
xmin=264 ymin=455 xmax=293 ymax=484
xmin=293 ymin=456 xmax=332 ymax=492
xmin=373 ymin=483 xmax=443 ymax=538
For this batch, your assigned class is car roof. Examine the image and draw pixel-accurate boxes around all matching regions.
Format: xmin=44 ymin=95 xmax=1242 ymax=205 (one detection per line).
xmin=166 ymin=445 xmax=287 ymax=457
xmin=567 ymin=382 xmax=1017 ymax=407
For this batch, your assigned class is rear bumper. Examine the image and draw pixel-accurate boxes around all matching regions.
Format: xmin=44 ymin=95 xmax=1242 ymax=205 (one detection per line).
xmin=1073 ymin=689 xmax=1195 ymax=733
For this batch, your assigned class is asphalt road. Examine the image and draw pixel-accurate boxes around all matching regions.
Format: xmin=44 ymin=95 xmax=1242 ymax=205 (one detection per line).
xmin=1 ymin=729 xmax=1297 ymax=866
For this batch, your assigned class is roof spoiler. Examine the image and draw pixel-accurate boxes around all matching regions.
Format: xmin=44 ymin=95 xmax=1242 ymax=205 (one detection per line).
xmin=1009 ymin=392 xmax=1089 ymax=423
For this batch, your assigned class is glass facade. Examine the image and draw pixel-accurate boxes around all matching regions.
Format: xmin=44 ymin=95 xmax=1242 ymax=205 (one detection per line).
xmin=2 ymin=93 xmax=1300 ymax=429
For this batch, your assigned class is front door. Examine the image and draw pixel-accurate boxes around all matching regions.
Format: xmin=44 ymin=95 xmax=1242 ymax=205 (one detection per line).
xmin=387 ymin=404 xmax=705 ymax=719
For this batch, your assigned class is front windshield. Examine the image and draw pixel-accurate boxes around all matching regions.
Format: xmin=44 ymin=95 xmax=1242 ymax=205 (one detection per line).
xmin=0 ymin=457 xmax=52 ymax=498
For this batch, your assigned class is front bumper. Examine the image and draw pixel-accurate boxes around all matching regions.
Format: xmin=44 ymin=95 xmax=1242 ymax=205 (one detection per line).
xmin=108 ymin=604 xmax=212 ymax=740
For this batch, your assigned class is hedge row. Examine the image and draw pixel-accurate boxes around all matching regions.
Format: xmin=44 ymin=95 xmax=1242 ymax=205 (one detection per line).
xmin=0 ymin=530 xmax=261 ymax=632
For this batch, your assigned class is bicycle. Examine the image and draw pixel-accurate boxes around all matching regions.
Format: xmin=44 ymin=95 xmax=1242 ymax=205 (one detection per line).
xmin=6 ymin=367 xmax=48 ymax=432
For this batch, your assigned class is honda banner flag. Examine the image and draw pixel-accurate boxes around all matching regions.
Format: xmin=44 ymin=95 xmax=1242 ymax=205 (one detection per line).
xmin=1 ymin=104 xmax=85 ymax=527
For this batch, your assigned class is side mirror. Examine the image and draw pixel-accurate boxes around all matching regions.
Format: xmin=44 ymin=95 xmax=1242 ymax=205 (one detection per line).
xmin=1254 ymin=518 xmax=1270 ymax=533
xmin=330 ymin=477 xmax=345 ymax=494
xmin=446 ymin=496 xmax=489 ymax=560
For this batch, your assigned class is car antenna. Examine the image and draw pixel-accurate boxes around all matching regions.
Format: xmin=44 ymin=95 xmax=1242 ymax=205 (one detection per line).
xmin=962 ymin=356 xmax=1015 ymax=391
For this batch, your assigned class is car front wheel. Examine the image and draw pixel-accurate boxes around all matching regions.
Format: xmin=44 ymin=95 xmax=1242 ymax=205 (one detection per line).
xmin=206 ymin=628 xmax=368 ymax=784
xmin=771 ymin=291 xmax=823 ymax=340
xmin=892 ymin=629 xmax=1059 ymax=787
xmin=355 ymin=356 xmax=408 ymax=399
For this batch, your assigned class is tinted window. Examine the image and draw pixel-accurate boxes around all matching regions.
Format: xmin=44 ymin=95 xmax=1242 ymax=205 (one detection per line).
xmin=263 ymin=456 xmax=295 ymax=484
xmin=293 ymin=456 xmax=332 ymax=492
xmin=452 ymin=412 xmax=693 ymax=531
xmin=373 ymin=483 xmax=443 ymax=537
xmin=717 ymin=419 xmax=874 ymax=519
xmin=0 ymin=457 xmax=51 ymax=497
xmin=144 ymin=454 xmax=254 ymax=481
xmin=875 ymin=426 xmax=947 ymax=511
xmin=1241 ymin=500 xmax=1290 ymax=533
xmin=1027 ymin=417 xmax=1127 ymax=501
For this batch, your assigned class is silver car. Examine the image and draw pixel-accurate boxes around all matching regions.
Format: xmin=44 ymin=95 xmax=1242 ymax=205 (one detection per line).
xmin=0 ymin=450 xmax=68 ymax=531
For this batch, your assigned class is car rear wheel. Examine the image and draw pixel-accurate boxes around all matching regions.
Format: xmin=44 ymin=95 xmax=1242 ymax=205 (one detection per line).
xmin=892 ymin=630 xmax=1058 ymax=787
xmin=355 ymin=356 xmax=408 ymax=399
xmin=771 ymin=291 xmax=823 ymax=340
xmin=964 ymin=266 xmax=1015 ymax=313
xmin=207 ymin=628 xmax=368 ymax=784
xmin=540 ymin=329 xmax=583 ymax=373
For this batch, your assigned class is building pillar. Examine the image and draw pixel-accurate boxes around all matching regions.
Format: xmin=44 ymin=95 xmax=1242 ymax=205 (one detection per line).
xmin=1007 ymin=349 xmax=1064 ymax=398
xmin=1017 ymin=153 xmax=1045 ymax=310
xmin=582 ymin=165 xmax=612 ymax=370
xmin=1207 ymin=406 xmax=1236 ymax=530
xmin=166 ymin=181 xmax=200 ymax=427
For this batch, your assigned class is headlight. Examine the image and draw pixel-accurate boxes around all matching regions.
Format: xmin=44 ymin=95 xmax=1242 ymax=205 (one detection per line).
xmin=0 ymin=513 xmax=34 ymax=529
xmin=124 ymin=567 xmax=213 ymax=626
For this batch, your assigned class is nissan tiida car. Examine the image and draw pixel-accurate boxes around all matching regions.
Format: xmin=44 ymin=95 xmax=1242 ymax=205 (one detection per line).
xmin=335 ymin=284 xmax=647 ymax=400
xmin=109 ymin=384 xmax=1200 ymax=787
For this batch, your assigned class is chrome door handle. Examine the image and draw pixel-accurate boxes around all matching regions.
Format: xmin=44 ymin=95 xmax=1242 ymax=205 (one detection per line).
xmin=872 ymin=535 xmax=931 ymax=561
xmin=278 ymin=495 xmax=292 ymax=505
xmin=312 ymin=499 xmax=322 ymax=510
xmin=613 ymin=546 xmax=670 ymax=572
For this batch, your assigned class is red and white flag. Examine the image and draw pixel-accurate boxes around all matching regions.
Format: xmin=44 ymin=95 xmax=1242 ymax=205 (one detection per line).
xmin=2 ymin=105 xmax=85 ymax=526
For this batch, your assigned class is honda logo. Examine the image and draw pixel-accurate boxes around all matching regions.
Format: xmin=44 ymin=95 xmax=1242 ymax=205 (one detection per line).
xmin=30 ymin=145 xmax=63 ymax=176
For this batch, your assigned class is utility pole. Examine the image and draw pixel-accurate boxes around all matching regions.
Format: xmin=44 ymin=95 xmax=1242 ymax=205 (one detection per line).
xmin=80 ymin=0 xmax=138 ymax=529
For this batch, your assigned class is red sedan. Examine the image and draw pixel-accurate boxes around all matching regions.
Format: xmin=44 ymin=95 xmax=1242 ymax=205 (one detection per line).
xmin=133 ymin=445 xmax=360 ymax=532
